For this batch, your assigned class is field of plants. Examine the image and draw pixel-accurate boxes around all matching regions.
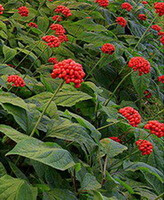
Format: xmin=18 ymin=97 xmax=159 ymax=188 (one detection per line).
xmin=0 ymin=0 xmax=164 ymax=199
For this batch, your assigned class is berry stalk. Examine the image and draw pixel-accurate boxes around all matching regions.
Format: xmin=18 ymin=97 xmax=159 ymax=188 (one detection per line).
xmin=30 ymin=80 xmax=64 ymax=137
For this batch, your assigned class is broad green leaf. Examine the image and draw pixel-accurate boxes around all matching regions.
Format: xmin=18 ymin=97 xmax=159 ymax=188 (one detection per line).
xmin=0 ymin=175 xmax=37 ymax=200
xmin=0 ymin=124 xmax=29 ymax=143
xmin=93 ymin=191 xmax=117 ymax=200
xmin=27 ymin=91 xmax=92 ymax=107
xmin=1 ymin=104 xmax=51 ymax=134
xmin=100 ymin=138 xmax=127 ymax=158
xmin=2 ymin=45 xmax=17 ymax=63
xmin=9 ymin=162 xmax=28 ymax=182
xmin=7 ymin=138 xmax=75 ymax=171
xmin=80 ymin=173 xmax=101 ymax=191
xmin=0 ymin=92 xmax=28 ymax=110
xmin=37 ymin=16 xmax=49 ymax=32
xmin=124 ymin=162 xmax=164 ymax=183
xmin=114 ymin=178 xmax=134 ymax=194
xmin=47 ymin=117 xmax=97 ymax=153
xmin=134 ymin=188 xmax=159 ymax=200
xmin=131 ymin=72 xmax=150 ymax=97
xmin=0 ymin=163 xmax=6 ymax=178
xmin=64 ymin=110 xmax=101 ymax=141
xmin=43 ymin=189 xmax=78 ymax=200
xmin=0 ymin=65 xmax=21 ymax=75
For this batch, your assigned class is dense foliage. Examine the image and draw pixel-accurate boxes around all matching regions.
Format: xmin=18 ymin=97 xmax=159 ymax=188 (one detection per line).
xmin=0 ymin=0 xmax=164 ymax=199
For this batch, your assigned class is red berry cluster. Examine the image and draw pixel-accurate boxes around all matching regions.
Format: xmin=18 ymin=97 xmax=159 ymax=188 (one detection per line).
xmin=50 ymin=24 xmax=66 ymax=35
xmin=101 ymin=43 xmax=115 ymax=55
xmin=119 ymin=107 xmax=141 ymax=127
xmin=7 ymin=75 xmax=25 ymax=87
xmin=49 ymin=24 xmax=68 ymax=43
xmin=54 ymin=5 xmax=72 ymax=17
xmin=121 ymin=2 xmax=133 ymax=11
xmin=128 ymin=57 xmax=151 ymax=76
xmin=116 ymin=17 xmax=127 ymax=27
xmin=160 ymin=36 xmax=164 ymax=45
xmin=109 ymin=137 xmax=122 ymax=143
xmin=154 ymin=2 xmax=164 ymax=16
xmin=158 ymin=75 xmax=164 ymax=83
xmin=51 ymin=59 xmax=85 ymax=88
xmin=142 ymin=1 xmax=148 ymax=4
xmin=151 ymin=25 xmax=162 ymax=32
xmin=136 ymin=140 xmax=153 ymax=155
xmin=158 ymin=31 xmax=164 ymax=36
xmin=57 ymin=34 xmax=68 ymax=43
xmin=138 ymin=14 xmax=147 ymax=20
xmin=28 ymin=22 xmax=38 ymax=28
xmin=95 ymin=0 xmax=109 ymax=7
xmin=42 ymin=35 xmax=61 ymax=48
xmin=52 ymin=15 xmax=63 ymax=22
xmin=18 ymin=6 xmax=29 ymax=17
xmin=48 ymin=57 xmax=58 ymax=64
xmin=144 ymin=90 xmax=152 ymax=98
xmin=144 ymin=121 xmax=164 ymax=138
xmin=0 ymin=4 xmax=4 ymax=14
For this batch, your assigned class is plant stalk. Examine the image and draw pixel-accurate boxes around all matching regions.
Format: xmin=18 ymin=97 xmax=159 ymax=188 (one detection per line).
xmin=30 ymin=81 xmax=64 ymax=137
xmin=104 ymin=71 xmax=133 ymax=106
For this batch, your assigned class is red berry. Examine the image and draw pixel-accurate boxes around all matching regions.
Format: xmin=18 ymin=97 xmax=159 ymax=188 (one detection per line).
xmin=151 ymin=25 xmax=162 ymax=32
xmin=51 ymin=59 xmax=85 ymax=88
xmin=7 ymin=75 xmax=26 ymax=87
xmin=158 ymin=75 xmax=164 ymax=83
xmin=116 ymin=17 xmax=127 ymax=27
xmin=0 ymin=4 xmax=4 ymax=14
xmin=28 ymin=22 xmax=38 ymax=28
xmin=121 ymin=3 xmax=133 ymax=11
xmin=18 ymin=6 xmax=29 ymax=17
xmin=144 ymin=121 xmax=164 ymax=137
xmin=119 ymin=107 xmax=141 ymax=127
xmin=128 ymin=57 xmax=151 ymax=76
xmin=136 ymin=140 xmax=153 ymax=155
xmin=54 ymin=5 xmax=72 ymax=17
xmin=154 ymin=2 xmax=164 ymax=16
xmin=101 ymin=43 xmax=115 ymax=55
xmin=95 ymin=0 xmax=109 ymax=7
xmin=138 ymin=14 xmax=147 ymax=20
xmin=109 ymin=137 xmax=122 ymax=143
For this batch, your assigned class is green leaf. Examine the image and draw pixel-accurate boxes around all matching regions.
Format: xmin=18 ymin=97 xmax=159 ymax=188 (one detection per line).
xmin=43 ymin=189 xmax=78 ymax=200
xmin=64 ymin=110 xmax=101 ymax=141
xmin=114 ymin=178 xmax=134 ymax=194
xmin=93 ymin=191 xmax=117 ymax=200
xmin=131 ymin=72 xmax=151 ymax=97
xmin=0 ymin=163 xmax=6 ymax=178
xmin=47 ymin=117 xmax=97 ymax=153
xmin=37 ymin=16 xmax=49 ymax=32
xmin=0 ymin=175 xmax=37 ymax=200
xmin=100 ymin=138 xmax=128 ymax=158
xmin=0 ymin=124 xmax=29 ymax=143
xmin=80 ymin=173 xmax=101 ymax=191
xmin=6 ymin=138 xmax=75 ymax=171
xmin=124 ymin=162 xmax=164 ymax=183
xmin=27 ymin=91 xmax=92 ymax=107
xmin=2 ymin=45 xmax=17 ymax=63
xmin=0 ymin=92 xmax=28 ymax=110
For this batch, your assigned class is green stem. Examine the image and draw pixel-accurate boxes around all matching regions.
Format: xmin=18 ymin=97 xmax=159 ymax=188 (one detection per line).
xmin=97 ymin=119 xmax=124 ymax=131
xmin=30 ymin=81 xmax=64 ymax=137
xmin=101 ymin=155 xmax=108 ymax=186
xmin=133 ymin=15 xmax=158 ymax=51
xmin=85 ymin=55 xmax=106 ymax=80
xmin=111 ymin=133 xmax=152 ymax=170
xmin=104 ymin=71 xmax=133 ymax=106
xmin=154 ymin=193 xmax=164 ymax=200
